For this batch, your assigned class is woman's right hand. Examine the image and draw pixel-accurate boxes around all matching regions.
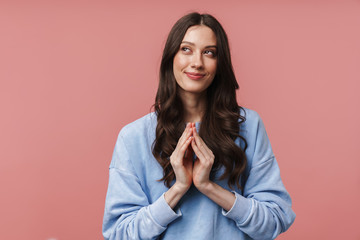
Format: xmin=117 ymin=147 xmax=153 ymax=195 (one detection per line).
xmin=169 ymin=122 xmax=194 ymax=193
xmin=164 ymin=123 xmax=194 ymax=209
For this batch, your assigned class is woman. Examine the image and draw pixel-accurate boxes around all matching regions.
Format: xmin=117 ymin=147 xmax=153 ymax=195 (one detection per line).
xmin=103 ymin=12 xmax=295 ymax=240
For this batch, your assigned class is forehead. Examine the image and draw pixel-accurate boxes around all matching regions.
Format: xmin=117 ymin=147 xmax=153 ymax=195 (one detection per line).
xmin=182 ymin=25 xmax=217 ymax=46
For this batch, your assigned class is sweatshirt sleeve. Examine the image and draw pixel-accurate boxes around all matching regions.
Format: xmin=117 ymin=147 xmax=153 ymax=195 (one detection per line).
xmin=222 ymin=112 xmax=296 ymax=240
xmin=102 ymin=133 xmax=181 ymax=240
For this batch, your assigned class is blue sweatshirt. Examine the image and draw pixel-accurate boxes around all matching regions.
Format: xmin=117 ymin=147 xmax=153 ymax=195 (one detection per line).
xmin=102 ymin=108 xmax=295 ymax=240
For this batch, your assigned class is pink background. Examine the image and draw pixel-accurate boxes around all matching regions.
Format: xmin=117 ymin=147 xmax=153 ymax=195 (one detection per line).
xmin=1 ymin=0 xmax=359 ymax=239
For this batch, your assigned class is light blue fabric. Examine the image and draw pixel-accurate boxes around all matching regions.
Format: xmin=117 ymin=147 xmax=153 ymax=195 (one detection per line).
xmin=102 ymin=108 xmax=295 ymax=240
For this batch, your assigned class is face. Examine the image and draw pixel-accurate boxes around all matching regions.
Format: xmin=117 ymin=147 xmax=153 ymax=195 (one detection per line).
xmin=173 ymin=25 xmax=217 ymax=96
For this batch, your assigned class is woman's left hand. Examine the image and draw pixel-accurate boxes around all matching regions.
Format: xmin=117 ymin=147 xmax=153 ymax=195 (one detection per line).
xmin=191 ymin=126 xmax=215 ymax=192
xmin=190 ymin=125 xmax=236 ymax=211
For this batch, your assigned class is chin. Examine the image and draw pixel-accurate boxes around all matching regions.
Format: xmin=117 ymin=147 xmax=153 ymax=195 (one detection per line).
xmin=179 ymin=87 xmax=207 ymax=95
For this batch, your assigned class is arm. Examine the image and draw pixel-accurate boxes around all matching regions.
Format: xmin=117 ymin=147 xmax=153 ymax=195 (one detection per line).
xmin=196 ymin=181 xmax=236 ymax=211
xmin=102 ymin=134 xmax=181 ymax=240
xmin=103 ymin=168 xmax=181 ymax=240
xmin=103 ymin=124 xmax=195 ymax=240
xmin=223 ymin=157 xmax=295 ymax=240
xmin=191 ymin=114 xmax=295 ymax=240
xmin=190 ymin=127 xmax=236 ymax=211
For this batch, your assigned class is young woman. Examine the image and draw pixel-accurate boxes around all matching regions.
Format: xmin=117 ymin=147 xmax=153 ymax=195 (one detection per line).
xmin=103 ymin=12 xmax=295 ymax=240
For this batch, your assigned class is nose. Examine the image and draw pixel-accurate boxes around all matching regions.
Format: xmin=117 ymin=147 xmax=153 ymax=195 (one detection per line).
xmin=190 ymin=52 xmax=204 ymax=69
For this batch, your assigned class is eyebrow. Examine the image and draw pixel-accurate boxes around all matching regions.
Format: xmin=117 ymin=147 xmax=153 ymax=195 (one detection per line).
xmin=181 ymin=41 xmax=217 ymax=49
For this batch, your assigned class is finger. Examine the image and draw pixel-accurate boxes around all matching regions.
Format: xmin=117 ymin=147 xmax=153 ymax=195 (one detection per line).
xmin=179 ymin=123 xmax=191 ymax=142
xmin=171 ymin=124 xmax=193 ymax=161
xmin=178 ymin=135 xmax=193 ymax=158
xmin=191 ymin=140 xmax=214 ymax=171
xmin=192 ymin=127 xmax=212 ymax=157
xmin=171 ymin=135 xmax=193 ymax=168
xmin=191 ymin=128 xmax=215 ymax=163
xmin=177 ymin=123 xmax=192 ymax=148
xmin=191 ymin=138 xmax=207 ymax=162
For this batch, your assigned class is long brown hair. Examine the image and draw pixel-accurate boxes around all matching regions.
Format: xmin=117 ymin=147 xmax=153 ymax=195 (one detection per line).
xmin=152 ymin=12 xmax=247 ymax=189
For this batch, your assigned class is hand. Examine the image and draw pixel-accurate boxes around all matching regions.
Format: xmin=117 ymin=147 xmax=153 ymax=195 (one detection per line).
xmin=191 ymin=126 xmax=215 ymax=192
xmin=169 ymin=123 xmax=194 ymax=193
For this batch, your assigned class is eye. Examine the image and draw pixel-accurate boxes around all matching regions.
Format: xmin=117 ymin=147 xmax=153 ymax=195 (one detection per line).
xmin=181 ymin=47 xmax=191 ymax=52
xmin=204 ymin=50 xmax=216 ymax=57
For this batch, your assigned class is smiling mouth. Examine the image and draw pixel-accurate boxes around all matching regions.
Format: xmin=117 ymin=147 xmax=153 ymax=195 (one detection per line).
xmin=185 ymin=72 xmax=206 ymax=80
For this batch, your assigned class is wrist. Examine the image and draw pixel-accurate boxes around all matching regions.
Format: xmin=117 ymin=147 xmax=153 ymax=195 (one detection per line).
xmin=195 ymin=181 xmax=213 ymax=194
xmin=173 ymin=182 xmax=191 ymax=195
xmin=195 ymin=182 xmax=236 ymax=211
xmin=165 ymin=182 xmax=190 ymax=209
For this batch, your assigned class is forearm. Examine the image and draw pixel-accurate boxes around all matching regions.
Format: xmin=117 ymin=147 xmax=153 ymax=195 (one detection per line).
xmin=197 ymin=181 xmax=236 ymax=211
xmin=164 ymin=183 xmax=189 ymax=209
xmin=103 ymin=168 xmax=182 ymax=239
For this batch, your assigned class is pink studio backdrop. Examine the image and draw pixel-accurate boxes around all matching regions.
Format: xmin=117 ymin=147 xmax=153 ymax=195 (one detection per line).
xmin=1 ymin=0 xmax=359 ymax=239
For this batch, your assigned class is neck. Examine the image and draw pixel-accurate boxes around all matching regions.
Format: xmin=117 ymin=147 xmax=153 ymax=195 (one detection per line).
xmin=178 ymin=90 xmax=207 ymax=123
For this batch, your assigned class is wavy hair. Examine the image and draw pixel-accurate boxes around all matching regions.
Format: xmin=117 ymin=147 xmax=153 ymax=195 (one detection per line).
xmin=152 ymin=12 xmax=247 ymax=189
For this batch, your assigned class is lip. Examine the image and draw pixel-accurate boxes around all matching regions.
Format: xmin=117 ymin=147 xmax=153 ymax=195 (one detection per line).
xmin=185 ymin=72 xmax=206 ymax=80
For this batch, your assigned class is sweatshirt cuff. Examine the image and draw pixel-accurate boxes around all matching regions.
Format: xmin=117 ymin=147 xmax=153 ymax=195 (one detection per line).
xmin=149 ymin=193 xmax=182 ymax=227
xmin=222 ymin=191 xmax=253 ymax=224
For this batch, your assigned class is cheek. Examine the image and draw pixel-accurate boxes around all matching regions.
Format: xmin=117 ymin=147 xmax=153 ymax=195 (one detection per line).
xmin=203 ymin=57 xmax=217 ymax=72
xmin=173 ymin=54 xmax=188 ymax=71
xmin=173 ymin=55 xmax=184 ymax=82
xmin=208 ymin=61 xmax=217 ymax=75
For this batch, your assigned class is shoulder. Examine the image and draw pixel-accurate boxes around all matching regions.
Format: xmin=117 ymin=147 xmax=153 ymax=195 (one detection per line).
xmin=238 ymin=106 xmax=264 ymax=146
xmin=239 ymin=107 xmax=262 ymax=132
xmin=111 ymin=112 xmax=157 ymax=168
xmin=239 ymin=107 xmax=275 ymax=167
xmin=119 ymin=112 xmax=157 ymax=143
